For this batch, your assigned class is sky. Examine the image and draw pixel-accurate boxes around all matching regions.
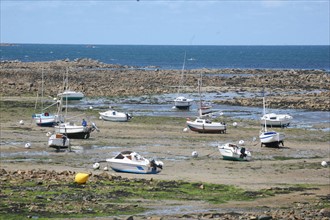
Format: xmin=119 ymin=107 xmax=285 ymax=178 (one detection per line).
xmin=1 ymin=0 xmax=329 ymax=45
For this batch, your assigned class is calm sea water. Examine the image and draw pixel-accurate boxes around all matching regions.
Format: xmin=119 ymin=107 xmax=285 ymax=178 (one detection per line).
xmin=1 ymin=44 xmax=329 ymax=70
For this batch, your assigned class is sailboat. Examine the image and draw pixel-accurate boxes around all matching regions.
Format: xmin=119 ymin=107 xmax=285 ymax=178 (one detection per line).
xmin=173 ymin=52 xmax=193 ymax=109
xmin=197 ymin=73 xmax=213 ymax=116
xmin=32 ymin=68 xmax=62 ymax=127
xmin=53 ymin=68 xmax=99 ymax=139
xmin=259 ymin=89 xmax=285 ymax=147
xmin=186 ymin=79 xmax=226 ymax=133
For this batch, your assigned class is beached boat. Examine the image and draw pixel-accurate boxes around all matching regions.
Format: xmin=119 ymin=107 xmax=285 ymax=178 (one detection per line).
xmin=57 ymin=90 xmax=84 ymax=101
xmin=32 ymin=69 xmax=62 ymax=127
xmin=186 ymin=118 xmax=226 ymax=133
xmin=173 ymin=52 xmax=193 ymax=109
xmin=218 ymin=143 xmax=252 ymax=161
xmin=54 ymin=121 xmax=98 ymax=139
xmin=259 ymin=89 xmax=285 ymax=147
xmin=260 ymin=113 xmax=293 ymax=127
xmin=186 ymin=78 xmax=226 ymax=133
xmin=174 ymin=96 xmax=193 ymax=109
xmin=105 ymin=151 xmax=163 ymax=174
xmin=99 ymin=110 xmax=132 ymax=122
xmin=48 ymin=133 xmax=70 ymax=150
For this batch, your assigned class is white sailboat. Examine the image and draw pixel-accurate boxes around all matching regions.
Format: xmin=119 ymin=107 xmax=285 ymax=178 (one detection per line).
xmin=259 ymin=89 xmax=285 ymax=147
xmin=186 ymin=78 xmax=226 ymax=133
xmin=32 ymin=68 xmax=62 ymax=127
xmin=53 ymin=68 xmax=99 ymax=139
xmin=173 ymin=52 xmax=193 ymax=109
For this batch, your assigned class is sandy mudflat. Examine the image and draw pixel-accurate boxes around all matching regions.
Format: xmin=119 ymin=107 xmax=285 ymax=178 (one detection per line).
xmin=0 ymin=99 xmax=329 ymax=219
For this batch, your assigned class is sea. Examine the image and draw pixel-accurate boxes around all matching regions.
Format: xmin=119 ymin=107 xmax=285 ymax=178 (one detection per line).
xmin=1 ymin=44 xmax=329 ymax=70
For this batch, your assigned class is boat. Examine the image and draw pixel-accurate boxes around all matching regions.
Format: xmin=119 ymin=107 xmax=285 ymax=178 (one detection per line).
xmin=173 ymin=52 xmax=193 ymax=109
xmin=57 ymin=90 xmax=84 ymax=101
xmin=260 ymin=113 xmax=293 ymax=127
xmin=54 ymin=121 xmax=98 ymax=139
xmin=259 ymin=89 xmax=285 ymax=147
xmin=105 ymin=151 xmax=164 ymax=174
xmin=186 ymin=78 xmax=226 ymax=133
xmin=174 ymin=96 xmax=193 ymax=109
xmin=259 ymin=131 xmax=285 ymax=147
xmin=186 ymin=118 xmax=226 ymax=133
xmin=197 ymin=74 xmax=213 ymax=116
xmin=54 ymin=69 xmax=99 ymax=139
xmin=48 ymin=133 xmax=70 ymax=150
xmin=32 ymin=69 xmax=62 ymax=127
xmin=99 ymin=109 xmax=132 ymax=122
xmin=218 ymin=143 xmax=252 ymax=161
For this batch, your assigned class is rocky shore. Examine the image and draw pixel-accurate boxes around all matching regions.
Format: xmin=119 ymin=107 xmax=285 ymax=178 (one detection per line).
xmin=1 ymin=169 xmax=329 ymax=220
xmin=1 ymin=59 xmax=329 ymax=111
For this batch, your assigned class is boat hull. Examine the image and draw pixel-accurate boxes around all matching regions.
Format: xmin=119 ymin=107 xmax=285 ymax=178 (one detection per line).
xmin=187 ymin=120 xmax=226 ymax=134
xmin=99 ymin=111 xmax=132 ymax=122
xmin=48 ymin=134 xmax=70 ymax=149
xmin=260 ymin=114 xmax=293 ymax=127
xmin=174 ymin=97 xmax=193 ymax=109
xmin=218 ymin=144 xmax=251 ymax=161
xmin=54 ymin=123 xmax=93 ymax=139
xmin=58 ymin=90 xmax=84 ymax=101
xmin=259 ymin=131 xmax=285 ymax=147
xmin=106 ymin=160 xmax=161 ymax=174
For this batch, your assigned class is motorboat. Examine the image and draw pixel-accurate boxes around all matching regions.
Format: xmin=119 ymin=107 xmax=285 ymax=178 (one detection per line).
xmin=186 ymin=118 xmax=226 ymax=133
xmin=54 ymin=121 xmax=99 ymax=139
xmin=174 ymin=96 xmax=193 ymax=109
xmin=48 ymin=133 xmax=70 ymax=150
xmin=58 ymin=90 xmax=84 ymax=101
xmin=105 ymin=151 xmax=163 ymax=174
xmin=260 ymin=113 xmax=293 ymax=127
xmin=99 ymin=110 xmax=132 ymax=122
xmin=218 ymin=143 xmax=251 ymax=161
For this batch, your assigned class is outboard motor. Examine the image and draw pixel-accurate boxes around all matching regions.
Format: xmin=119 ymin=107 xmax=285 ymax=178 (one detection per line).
xmin=91 ymin=122 xmax=100 ymax=132
xmin=240 ymin=147 xmax=247 ymax=158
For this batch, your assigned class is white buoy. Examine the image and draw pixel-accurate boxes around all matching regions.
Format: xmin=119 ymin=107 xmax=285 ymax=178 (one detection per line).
xmin=99 ymin=116 xmax=102 ymax=120
xmin=89 ymin=106 xmax=93 ymax=110
xmin=183 ymin=127 xmax=188 ymax=132
xmin=103 ymin=167 xmax=108 ymax=171
xmin=25 ymin=143 xmax=31 ymax=149
xmin=46 ymin=132 xmax=52 ymax=137
xmin=53 ymin=97 xmax=57 ymax=101
xmin=321 ymin=161 xmax=328 ymax=167
xmin=93 ymin=162 xmax=100 ymax=170
xmin=233 ymin=122 xmax=238 ymax=127
xmin=238 ymin=140 xmax=245 ymax=145
xmin=19 ymin=120 xmax=24 ymax=125
xmin=192 ymin=151 xmax=198 ymax=158
xmin=172 ymin=106 xmax=176 ymax=109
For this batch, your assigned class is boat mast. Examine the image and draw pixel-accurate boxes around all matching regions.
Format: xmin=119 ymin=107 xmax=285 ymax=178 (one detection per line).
xmin=262 ymin=88 xmax=267 ymax=132
xmin=198 ymin=78 xmax=202 ymax=117
xmin=177 ymin=51 xmax=187 ymax=96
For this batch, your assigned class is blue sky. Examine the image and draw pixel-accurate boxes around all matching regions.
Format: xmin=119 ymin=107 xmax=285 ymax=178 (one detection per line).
xmin=1 ymin=0 xmax=329 ymax=45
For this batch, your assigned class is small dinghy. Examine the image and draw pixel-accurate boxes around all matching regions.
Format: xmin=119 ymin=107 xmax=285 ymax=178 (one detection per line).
xmin=105 ymin=151 xmax=163 ymax=174
xmin=218 ymin=143 xmax=251 ymax=161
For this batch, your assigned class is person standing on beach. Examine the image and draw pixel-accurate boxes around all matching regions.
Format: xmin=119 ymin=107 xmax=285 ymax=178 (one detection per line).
xmin=82 ymin=119 xmax=87 ymax=127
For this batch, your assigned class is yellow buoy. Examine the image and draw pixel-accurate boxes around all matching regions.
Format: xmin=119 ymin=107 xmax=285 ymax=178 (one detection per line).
xmin=74 ymin=173 xmax=90 ymax=184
